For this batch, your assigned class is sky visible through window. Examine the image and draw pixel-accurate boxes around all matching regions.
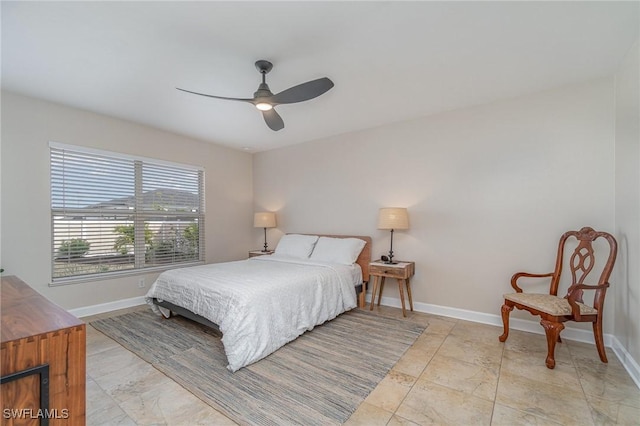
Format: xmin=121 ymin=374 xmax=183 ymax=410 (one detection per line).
xmin=51 ymin=154 xmax=199 ymax=210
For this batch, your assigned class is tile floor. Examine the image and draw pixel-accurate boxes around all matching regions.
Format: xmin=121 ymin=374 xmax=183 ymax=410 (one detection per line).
xmin=83 ymin=305 xmax=640 ymax=425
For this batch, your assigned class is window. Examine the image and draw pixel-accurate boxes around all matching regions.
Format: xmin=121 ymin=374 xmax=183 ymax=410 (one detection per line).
xmin=50 ymin=142 xmax=204 ymax=283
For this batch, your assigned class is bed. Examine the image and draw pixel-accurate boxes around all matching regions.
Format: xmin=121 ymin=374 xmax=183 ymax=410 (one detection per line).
xmin=145 ymin=234 xmax=371 ymax=371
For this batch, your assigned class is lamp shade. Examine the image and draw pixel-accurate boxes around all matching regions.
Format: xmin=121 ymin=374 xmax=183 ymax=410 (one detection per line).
xmin=377 ymin=207 xmax=409 ymax=230
xmin=254 ymin=212 xmax=276 ymax=228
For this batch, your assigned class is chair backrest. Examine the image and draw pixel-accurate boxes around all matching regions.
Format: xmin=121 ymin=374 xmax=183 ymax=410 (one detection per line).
xmin=550 ymin=227 xmax=617 ymax=309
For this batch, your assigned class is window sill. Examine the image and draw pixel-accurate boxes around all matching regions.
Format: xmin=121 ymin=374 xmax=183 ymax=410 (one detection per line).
xmin=49 ymin=261 xmax=205 ymax=286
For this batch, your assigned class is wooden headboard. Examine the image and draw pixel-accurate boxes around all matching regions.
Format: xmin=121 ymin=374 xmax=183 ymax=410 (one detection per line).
xmin=300 ymin=234 xmax=372 ymax=283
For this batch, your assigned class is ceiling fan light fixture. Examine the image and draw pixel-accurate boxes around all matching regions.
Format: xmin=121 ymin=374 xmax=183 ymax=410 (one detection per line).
xmin=255 ymin=102 xmax=273 ymax=111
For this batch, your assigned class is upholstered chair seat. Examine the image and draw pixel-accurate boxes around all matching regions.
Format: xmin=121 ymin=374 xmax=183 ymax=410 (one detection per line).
xmin=503 ymin=293 xmax=598 ymax=316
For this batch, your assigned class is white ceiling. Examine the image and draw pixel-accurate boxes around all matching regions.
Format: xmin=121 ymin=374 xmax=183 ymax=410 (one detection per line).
xmin=2 ymin=1 xmax=638 ymax=152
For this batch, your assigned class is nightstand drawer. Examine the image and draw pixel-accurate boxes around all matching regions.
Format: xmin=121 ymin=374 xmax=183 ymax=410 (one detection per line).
xmin=369 ymin=262 xmax=412 ymax=279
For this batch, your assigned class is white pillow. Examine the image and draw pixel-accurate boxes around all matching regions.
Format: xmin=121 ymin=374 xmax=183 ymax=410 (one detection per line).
xmin=274 ymin=234 xmax=319 ymax=259
xmin=309 ymin=237 xmax=366 ymax=265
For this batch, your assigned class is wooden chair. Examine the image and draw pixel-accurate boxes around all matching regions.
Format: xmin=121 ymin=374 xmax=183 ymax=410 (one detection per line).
xmin=499 ymin=227 xmax=617 ymax=369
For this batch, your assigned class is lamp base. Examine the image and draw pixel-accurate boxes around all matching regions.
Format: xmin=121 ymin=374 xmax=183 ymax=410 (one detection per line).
xmin=262 ymin=227 xmax=269 ymax=252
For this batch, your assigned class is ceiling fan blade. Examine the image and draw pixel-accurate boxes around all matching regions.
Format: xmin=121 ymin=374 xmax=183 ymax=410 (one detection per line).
xmin=270 ymin=77 xmax=334 ymax=105
xmin=176 ymin=87 xmax=253 ymax=103
xmin=262 ymin=108 xmax=284 ymax=131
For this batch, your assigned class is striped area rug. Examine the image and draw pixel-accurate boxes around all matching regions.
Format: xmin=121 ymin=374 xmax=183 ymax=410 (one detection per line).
xmin=91 ymin=308 xmax=426 ymax=425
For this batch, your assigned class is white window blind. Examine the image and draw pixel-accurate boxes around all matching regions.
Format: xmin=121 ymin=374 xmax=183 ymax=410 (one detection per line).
xmin=50 ymin=143 xmax=204 ymax=283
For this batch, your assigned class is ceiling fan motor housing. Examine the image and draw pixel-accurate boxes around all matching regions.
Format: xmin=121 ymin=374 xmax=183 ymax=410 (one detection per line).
xmin=254 ymin=82 xmax=274 ymax=99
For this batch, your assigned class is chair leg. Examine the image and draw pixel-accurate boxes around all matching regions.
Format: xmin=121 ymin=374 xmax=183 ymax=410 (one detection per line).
xmin=593 ymin=319 xmax=608 ymax=363
xmin=499 ymin=303 xmax=513 ymax=342
xmin=541 ymin=319 xmax=564 ymax=369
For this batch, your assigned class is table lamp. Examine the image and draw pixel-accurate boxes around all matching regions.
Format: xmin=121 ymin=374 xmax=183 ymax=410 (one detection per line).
xmin=377 ymin=207 xmax=409 ymax=264
xmin=254 ymin=212 xmax=276 ymax=252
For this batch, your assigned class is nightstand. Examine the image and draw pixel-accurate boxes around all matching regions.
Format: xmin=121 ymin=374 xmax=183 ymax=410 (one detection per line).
xmin=369 ymin=260 xmax=415 ymax=317
xmin=249 ymin=250 xmax=274 ymax=258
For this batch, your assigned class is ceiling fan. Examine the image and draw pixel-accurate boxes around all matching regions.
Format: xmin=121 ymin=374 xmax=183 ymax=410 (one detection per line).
xmin=177 ymin=60 xmax=334 ymax=131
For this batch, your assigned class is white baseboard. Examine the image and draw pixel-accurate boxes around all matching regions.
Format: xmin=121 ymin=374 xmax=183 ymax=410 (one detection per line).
xmin=610 ymin=336 xmax=640 ymax=390
xmin=367 ymin=293 xmax=640 ymax=387
xmin=69 ymin=296 xmax=146 ymax=319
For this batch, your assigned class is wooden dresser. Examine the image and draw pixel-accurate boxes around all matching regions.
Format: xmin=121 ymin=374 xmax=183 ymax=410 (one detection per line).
xmin=1 ymin=276 xmax=86 ymax=425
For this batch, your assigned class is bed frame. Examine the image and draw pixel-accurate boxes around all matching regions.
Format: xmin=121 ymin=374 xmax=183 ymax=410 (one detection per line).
xmin=152 ymin=234 xmax=372 ymax=331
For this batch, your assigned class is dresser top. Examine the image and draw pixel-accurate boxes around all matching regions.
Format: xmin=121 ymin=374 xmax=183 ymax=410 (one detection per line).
xmin=1 ymin=275 xmax=84 ymax=343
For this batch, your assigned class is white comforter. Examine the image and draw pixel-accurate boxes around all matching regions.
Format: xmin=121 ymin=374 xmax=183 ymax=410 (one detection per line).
xmin=145 ymin=256 xmax=359 ymax=371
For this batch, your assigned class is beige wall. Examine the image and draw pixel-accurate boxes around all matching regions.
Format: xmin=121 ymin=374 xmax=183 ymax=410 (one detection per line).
xmin=0 ymin=91 xmax=254 ymax=309
xmin=1 ymin=74 xmax=633 ymax=362
xmin=253 ymin=78 xmax=616 ymax=332
xmin=614 ymin=41 xmax=640 ymax=363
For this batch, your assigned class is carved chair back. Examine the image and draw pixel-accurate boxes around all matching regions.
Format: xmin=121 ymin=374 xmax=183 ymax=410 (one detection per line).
xmin=550 ymin=227 xmax=617 ymax=310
